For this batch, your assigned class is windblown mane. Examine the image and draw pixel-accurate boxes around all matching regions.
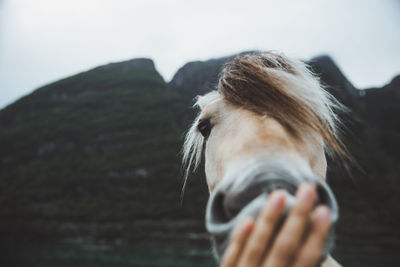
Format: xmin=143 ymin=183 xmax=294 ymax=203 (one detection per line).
xmin=182 ymin=51 xmax=347 ymax=189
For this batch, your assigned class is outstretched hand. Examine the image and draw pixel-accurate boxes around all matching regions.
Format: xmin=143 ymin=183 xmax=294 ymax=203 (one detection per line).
xmin=220 ymin=183 xmax=331 ymax=267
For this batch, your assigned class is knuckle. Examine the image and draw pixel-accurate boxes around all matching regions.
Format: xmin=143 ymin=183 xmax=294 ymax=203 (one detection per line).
xmin=292 ymin=203 xmax=310 ymax=217
xmin=246 ymin=246 xmax=263 ymax=260
xmin=274 ymin=240 xmax=295 ymax=258
xmin=260 ymin=208 xmax=278 ymax=222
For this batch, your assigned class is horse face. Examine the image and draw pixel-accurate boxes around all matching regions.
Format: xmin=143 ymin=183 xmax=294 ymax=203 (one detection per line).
xmin=196 ymin=92 xmax=338 ymax=261
xmin=183 ymin=52 xmax=343 ymax=263
xmin=197 ymin=93 xmax=327 ymax=193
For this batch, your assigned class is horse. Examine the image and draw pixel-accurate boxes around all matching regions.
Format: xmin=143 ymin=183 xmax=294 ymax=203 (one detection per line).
xmin=182 ymin=52 xmax=346 ymax=267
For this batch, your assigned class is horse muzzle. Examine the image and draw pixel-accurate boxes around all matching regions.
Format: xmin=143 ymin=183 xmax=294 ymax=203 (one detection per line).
xmin=205 ymin=155 xmax=338 ymax=261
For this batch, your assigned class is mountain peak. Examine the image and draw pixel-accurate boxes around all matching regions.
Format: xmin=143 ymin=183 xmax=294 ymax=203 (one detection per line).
xmin=308 ymin=55 xmax=359 ymax=106
xmin=309 ymin=55 xmax=336 ymax=66
xmin=98 ymin=58 xmax=156 ymax=72
xmin=308 ymin=55 xmax=351 ymax=86
xmin=389 ymin=75 xmax=400 ymax=87
xmin=170 ymin=52 xmax=256 ymax=96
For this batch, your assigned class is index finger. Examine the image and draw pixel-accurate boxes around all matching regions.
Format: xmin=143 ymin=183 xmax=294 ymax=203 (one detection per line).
xmin=220 ymin=218 xmax=255 ymax=267
xmin=263 ymin=183 xmax=317 ymax=267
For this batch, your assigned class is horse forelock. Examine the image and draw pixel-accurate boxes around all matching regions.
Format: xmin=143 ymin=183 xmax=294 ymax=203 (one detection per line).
xmin=182 ymin=51 xmax=350 ymax=194
xmin=218 ymin=51 xmax=348 ymax=159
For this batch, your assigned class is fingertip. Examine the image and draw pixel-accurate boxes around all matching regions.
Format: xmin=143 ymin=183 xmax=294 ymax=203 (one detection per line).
xmin=311 ymin=206 xmax=331 ymax=234
xmin=313 ymin=206 xmax=331 ymax=222
xmin=268 ymin=190 xmax=286 ymax=210
xmin=240 ymin=217 xmax=255 ymax=234
xmin=296 ymin=183 xmax=317 ymax=204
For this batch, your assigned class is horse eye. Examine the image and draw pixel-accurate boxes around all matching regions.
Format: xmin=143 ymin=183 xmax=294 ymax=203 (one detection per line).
xmin=197 ymin=118 xmax=212 ymax=139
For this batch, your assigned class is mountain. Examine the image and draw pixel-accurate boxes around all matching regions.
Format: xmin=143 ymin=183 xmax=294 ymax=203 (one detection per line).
xmin=0 ymin=58 xmax=210 ymax=266
xmin=171 ymin=56 xmax=230 ymax=97
xmin=170 ymin=51 xmax=254 ymax=97
xmin=0 ymin=53 xmax=399 ymax=267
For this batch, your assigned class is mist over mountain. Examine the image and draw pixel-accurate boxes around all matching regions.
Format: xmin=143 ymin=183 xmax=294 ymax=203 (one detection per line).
xmin=0 ymin=53 xmax=399 ymax=267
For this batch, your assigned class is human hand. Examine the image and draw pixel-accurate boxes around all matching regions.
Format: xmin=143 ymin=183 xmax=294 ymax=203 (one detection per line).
xmin=220 ymin=183 xmax=331 ymax=267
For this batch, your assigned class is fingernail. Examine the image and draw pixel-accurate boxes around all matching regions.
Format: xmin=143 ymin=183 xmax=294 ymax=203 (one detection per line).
xmin=269 ymin=191 xmax=285 ymax=210
xmin=315 ymin=206 xmax=330 ymax=222
xmin=241 ymin=218 xmax=254 ymax=234
xmin=297 ymin=183 xmax=315 ymax=203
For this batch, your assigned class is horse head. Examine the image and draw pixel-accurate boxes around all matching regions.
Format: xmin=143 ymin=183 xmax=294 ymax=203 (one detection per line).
xmin=183 ymin=52 xmax=346 ymax=266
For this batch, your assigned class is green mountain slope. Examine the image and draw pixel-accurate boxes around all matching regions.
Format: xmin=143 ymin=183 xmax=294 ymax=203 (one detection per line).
xmin=0 ymin=58 xmax=211 ymax=266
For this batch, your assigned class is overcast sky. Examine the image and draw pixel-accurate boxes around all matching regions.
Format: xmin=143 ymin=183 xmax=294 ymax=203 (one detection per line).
xmin=0 ymin=0 xmax=399 ymax=109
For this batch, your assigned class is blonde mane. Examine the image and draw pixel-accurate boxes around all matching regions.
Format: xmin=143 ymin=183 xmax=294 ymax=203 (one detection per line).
xmin=182 ymin=52 xmax=346 ymax=192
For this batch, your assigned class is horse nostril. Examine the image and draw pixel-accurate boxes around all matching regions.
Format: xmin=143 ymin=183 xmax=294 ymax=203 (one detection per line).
xmin=221 ymin=178 xmax=296 ymax=220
